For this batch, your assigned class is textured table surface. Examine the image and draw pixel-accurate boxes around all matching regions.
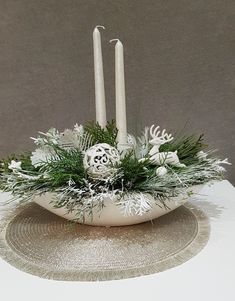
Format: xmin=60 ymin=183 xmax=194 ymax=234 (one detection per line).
xmin=0 ymin=180 xmax=235 ymax=301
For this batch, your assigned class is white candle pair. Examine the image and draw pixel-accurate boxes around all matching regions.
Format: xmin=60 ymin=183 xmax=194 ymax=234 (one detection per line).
xmin=93 ymin=25 xmax=127 ymax=145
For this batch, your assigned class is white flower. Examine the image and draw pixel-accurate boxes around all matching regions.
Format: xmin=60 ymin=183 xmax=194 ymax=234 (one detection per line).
xmin=197 ymin=151 xmax=208 ymax=160
xmin=74 ymin=124 xmax=84 ymax=135
xmin=8 ymin=160 xmax=22 ymax=170
xmin=156 ymin=166 xmax=168 ymax=177
xmin=30 ymin=148 xmax=52 ymax=167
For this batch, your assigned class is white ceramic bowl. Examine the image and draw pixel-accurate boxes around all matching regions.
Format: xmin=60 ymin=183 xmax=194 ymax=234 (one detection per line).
xmin=33 ymin=185 xmax=203 ymax=226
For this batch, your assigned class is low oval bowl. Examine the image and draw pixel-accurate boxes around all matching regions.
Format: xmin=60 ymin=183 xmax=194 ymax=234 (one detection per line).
xmin=33 ymin=185 xmax=203 ymax=226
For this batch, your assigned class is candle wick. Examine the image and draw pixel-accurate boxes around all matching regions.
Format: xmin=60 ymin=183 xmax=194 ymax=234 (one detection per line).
xmin=109 ymin=39 xmax=120 ymax=44
xmin=96 ymin=25 xmax=105 ymax=30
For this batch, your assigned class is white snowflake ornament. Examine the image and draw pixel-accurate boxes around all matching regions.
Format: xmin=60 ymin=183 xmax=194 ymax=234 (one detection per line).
xmin=83 ymin=143 xmax=121 ymax=179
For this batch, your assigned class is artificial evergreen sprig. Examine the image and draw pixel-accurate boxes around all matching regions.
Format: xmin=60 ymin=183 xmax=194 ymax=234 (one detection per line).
xmin=0 ymin=122 xmax=230 ymax=220
xmin=116 ymin=151 xmax=152 ymax=190
xmin=84 ymin=120 xmax=118 ymax=146
xmin=39 ymin=148 xmax=86 ymax=187
xmin=159 ymin=134 xmax=206 ymax=165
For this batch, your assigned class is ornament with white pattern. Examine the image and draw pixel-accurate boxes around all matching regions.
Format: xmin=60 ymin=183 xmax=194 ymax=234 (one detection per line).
xmin=83 ymin=143 xmax=121 ymax=179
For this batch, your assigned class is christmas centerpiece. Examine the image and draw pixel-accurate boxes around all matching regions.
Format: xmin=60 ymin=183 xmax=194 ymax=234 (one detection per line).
xmin=0 ymin=26 xmax=230 ymax=226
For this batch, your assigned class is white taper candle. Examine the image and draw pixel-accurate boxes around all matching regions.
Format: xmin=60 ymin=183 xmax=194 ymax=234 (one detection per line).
xmin=93 ymin=25 xmax=107 ymax=128
xmin=110 ymin=39 xmax=127 ymax=144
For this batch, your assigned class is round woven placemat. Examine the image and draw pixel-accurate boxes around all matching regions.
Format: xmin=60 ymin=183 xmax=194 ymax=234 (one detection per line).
xmin=0 ymin=202 xmax=210 ymax=281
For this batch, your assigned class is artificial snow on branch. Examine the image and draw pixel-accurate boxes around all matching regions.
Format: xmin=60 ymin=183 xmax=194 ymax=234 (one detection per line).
xmin=0 ymin=121 xmax=230 ymax=221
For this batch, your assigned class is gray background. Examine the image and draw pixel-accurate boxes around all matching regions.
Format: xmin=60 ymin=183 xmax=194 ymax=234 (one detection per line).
xmin=0 ymin=0 xmax=234 ymax=182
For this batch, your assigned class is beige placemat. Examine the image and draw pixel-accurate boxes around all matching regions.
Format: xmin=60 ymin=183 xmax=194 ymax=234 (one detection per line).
xmin=0 ymin=202 xmax=210 ymax=281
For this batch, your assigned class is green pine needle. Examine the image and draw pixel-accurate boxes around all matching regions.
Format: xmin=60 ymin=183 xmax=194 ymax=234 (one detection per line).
xmin=39 ymin=148 xmax=86 ymax=187
xmin=84 ymin=120 xmax=118 ymax=146
xmin=159 ymin=134 xmax=206 ymax=165
xmin=117 ymin=151 xmax=152 ymax=189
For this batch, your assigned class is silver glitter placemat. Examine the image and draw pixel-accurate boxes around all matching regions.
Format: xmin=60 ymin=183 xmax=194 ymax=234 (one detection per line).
xmin=0 ymin=202 xmax=210 ymax=281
